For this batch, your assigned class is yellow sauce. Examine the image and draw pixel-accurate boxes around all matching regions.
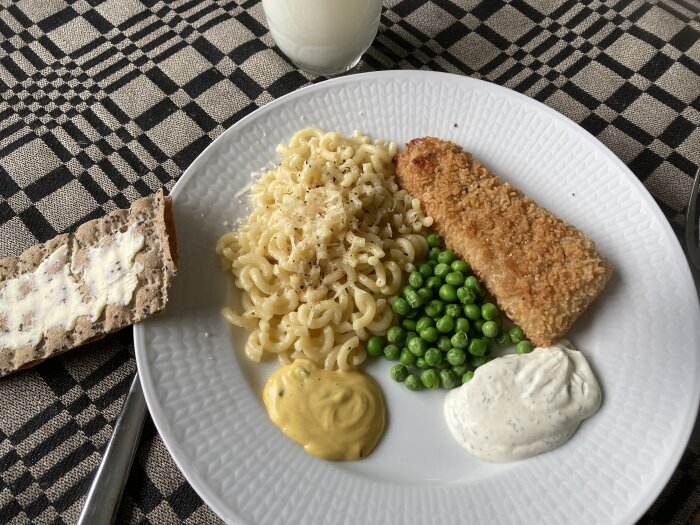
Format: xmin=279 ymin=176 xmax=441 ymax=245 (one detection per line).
xmin=262 ymin=360 xmax=385 ymax=461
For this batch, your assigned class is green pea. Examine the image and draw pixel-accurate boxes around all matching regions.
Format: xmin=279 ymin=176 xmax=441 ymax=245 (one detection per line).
xmin=436 ymin=361 xmax=451 ymax=371
xmin=509 ymin=325 xmax=525 ymax=344
xmin=402 ymin=285 xmax=415 ymax=299
xmin=450 ymin=331 xmax=469 ymax=349
xmin=382 ymin=343 xmax=401 ymax=359
xmin=437 ymin=250 xmax=456 ymax=264
xmin=445 ymin=271 xmax=465 ymax=286
xmin=405 ymin=331 xmax=418 ymax=341
xmin=454 ymin=317 xmax=470 ymax=333
xmin=434 ymin=263 xmax=451 ymax=278
xmin=424 ymin=347 xmax=442 ymax=367
xmin=405 ymin=374 xmax=423 ymax=391
xmin=404 ymin=308 xmax=418 ymax=319
xmin=366 ymin=336 xmax=385 ymax=357
xmin=516 ymin=340 xmax=534 ymax=354
xmin=440 ymin=369 xmax=458 ymax=389
xmin=467 ymin=338 xmax=488 ymax=356
xmin=462 ymin=371 xmax=475 ymax=384
xmin=400 ymin=347 xmax=416 ymax=366
xmin=386 ymin=326 xmax=405 ymax=344
xmin=408 ymin=271 xmax=423 ymax=288
xmin=428 ymin=247 xmax=441 ymax=261
xmin=417 ymin=287 xmax=432 ymax=304
xmin=473 ymin=318 xmax=485 ymax=333
xmin=390 ymin=364 xmax=408 ymax=382
xmin=420 ymin=327 xmax=439 ymax=343
xmin=426 ymin=232 xmax=442 ymax=248
xmin=419 ymin=263 xmax=433 ymax=278
xmin=464 ymin=275 xmax=483 ymax=295
xmin=408 ymin=336 xmax=428 ymax=356
xmin=481 ymin=302 xmax=498 ymax=320
xmin=452 ymin=364 xmax=470 ymax=377
xmin=457 ymin=286 xmax=477 ymax=305
xmin=481 ymin=320 xmax=499 ymax=338
xmin=404 ymin=289 xmax=422 ymax=309
xmin=437 ymin=335 xmax=452 ymax=352
xmin=416 ymin=316 xmax=433 ymax=331
xmin=406 ymin=292 xmax=423 ymax=310
xmin=424 ymin=277 xmax=441 ymax=292
xmin=383 ymin=344 xmax=400 ymax=360
xmin=439 ymin=284 xmax=457 ymax=302
xmin=424 ymin=299 xmax=444 ymax=318
xmin=469 ymin=354 xmax=488 ymax=367
xmin=416 ymin=357 xmax=428 ymax=369
xmin=436 ymin=315 xmax=455 ymax=333
xmin=495 ymin=329 xmax=512 ymax=347
xmin=421 ymin=368 xmax=440 ymax=389
xmin=445 ymin=303 xmax=462 ymax=318
xmin=446 ymin=347 xmax=466 ymax=366
xmin=451 ymin=260 xmax=469 ymax=273
xmin=401 ymin=318 xmax=417 ymax=332
xmin=391 ymin=297 xmax=411 ymax=316
xmin=464 ymin=304 xmax=481 ymax=320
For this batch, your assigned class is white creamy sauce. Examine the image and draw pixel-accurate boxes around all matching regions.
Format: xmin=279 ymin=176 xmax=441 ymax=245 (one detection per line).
xmin=0 ymin=226 xmax=144 ymax=350
xmin=262 ymin=0 xmax=381 ymax=73
xmin=444 ymin=340 xmax=601 ymax=462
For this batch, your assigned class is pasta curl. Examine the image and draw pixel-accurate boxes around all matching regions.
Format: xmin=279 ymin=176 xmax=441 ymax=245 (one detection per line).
xmin=217 ymin=128 xmax=431 ymax=370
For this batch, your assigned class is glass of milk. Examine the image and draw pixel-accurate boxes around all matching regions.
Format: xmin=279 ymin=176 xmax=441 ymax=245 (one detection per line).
xmin=262 ymin=0 xmax=383 ymax=76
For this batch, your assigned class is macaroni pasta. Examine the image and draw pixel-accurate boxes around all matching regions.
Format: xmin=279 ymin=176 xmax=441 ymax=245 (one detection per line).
xmin=217 ymin=128 xmax=432 ymax=370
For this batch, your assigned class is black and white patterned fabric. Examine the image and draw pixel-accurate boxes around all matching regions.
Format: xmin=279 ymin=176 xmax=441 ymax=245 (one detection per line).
xmin=0 ymin=1 xmax=699 ymax=523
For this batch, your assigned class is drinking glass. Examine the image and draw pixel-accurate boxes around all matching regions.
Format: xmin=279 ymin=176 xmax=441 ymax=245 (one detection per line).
xmin=261 ymin=0 xmax=383 ymax=77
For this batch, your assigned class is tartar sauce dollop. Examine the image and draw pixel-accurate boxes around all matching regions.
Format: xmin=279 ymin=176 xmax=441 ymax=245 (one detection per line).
xmin=444 ymin=339 xmax=601 ymax=462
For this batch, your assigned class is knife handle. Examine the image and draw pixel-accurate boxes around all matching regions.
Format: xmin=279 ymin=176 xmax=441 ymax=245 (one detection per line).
xmin=77 ymin=371 xmax=147 ymax=525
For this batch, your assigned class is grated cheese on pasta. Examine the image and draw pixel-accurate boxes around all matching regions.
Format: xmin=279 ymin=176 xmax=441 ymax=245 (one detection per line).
xmin=216 ymin=128 xmax=432 ymax=371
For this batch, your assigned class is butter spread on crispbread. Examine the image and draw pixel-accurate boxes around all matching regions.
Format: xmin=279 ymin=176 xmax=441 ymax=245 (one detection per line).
xmin=0 ymin=225 xmax=145 ymax=350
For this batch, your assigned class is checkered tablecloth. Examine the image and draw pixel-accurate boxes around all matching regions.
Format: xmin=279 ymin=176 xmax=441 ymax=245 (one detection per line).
xmin=0 ymin=0 xmax=699 ymax=523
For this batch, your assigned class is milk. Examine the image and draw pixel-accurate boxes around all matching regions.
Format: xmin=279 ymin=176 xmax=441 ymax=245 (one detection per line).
xmin=262 ymin=0 xmax=382 ymax=76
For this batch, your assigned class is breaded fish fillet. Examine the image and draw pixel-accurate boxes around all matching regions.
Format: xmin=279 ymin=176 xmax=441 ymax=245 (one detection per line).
xmin=395 ymin=137 xmax=611 ymax=347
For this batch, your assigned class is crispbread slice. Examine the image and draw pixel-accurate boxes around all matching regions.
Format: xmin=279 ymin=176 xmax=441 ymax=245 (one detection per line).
xmin=0 ymin=190 xmax=178 ymax=376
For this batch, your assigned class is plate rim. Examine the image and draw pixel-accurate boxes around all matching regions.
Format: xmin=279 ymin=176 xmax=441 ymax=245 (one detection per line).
xmin=134 ymin=69 xmax=700 ymax=525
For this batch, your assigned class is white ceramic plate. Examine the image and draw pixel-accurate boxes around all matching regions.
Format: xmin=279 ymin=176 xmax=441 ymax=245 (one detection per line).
xmin=134 ymin=71 xmax=700 ymax=525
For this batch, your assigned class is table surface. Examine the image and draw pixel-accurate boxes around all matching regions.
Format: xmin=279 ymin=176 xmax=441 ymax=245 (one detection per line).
xmin=0 ymin=0 xmax=699 ymax=524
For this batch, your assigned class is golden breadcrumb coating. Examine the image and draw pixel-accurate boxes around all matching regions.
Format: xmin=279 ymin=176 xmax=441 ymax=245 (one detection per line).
xmin=395 ymin=137 xmax=612 ymax=347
